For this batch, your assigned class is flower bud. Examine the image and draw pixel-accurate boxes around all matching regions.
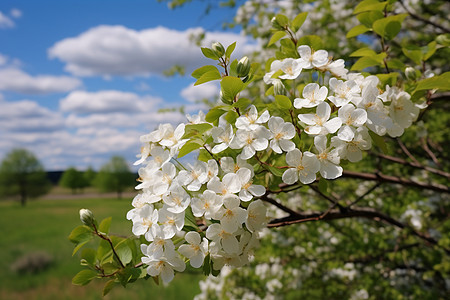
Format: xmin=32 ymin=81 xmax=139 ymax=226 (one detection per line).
xmin=271 ymin=17 xmax=284 ymax=30
xmin=79 ymin=208 xmax=95 ymax=227
xmin=273 ymin=79 xmax=286 ymax=95
xmin=237 ymin=56 xmax=251 ymax=77
xmin=405 ymin=67 xmax=417 ymax=81
xmin=212 ymin=42 xmax=225 ymax=57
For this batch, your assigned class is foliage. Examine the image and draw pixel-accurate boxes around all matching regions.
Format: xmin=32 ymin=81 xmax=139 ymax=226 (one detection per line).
xmin=0 ymin=148 xmax=50 ymax=206
xmin=60 ymin=167 xmax=90 ymax=194
xmin=94 ymin=156 xmax=136 ymax=199
xmin=72 ymin=1 xmax=449 ymax=299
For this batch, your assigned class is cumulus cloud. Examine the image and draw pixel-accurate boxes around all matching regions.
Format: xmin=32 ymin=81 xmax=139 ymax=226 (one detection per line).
xmin=60 ymin=90 xmax=161 ymax=114
xmin=0 ymin=11 xmax=14 ymax=28
xmin=48 ymin=25 xmax=256 ymax=77
xmin=0 ymin=68 xmax=82 ymax=94
xmin=0 ymin=99 xmax=64 ymax=132
xmin=181 ymin=82 xmax=219 ymax=103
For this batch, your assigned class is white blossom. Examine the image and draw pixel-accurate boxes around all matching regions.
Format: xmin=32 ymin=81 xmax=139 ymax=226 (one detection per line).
xmin=298 ymin=102 xmax=342 ymax=135
xmin=178 ymin=231 xmax=209 ymax=268
xmin=294 ymin=83 xmax=328 ymax=108
xmin=282 ymin=148 xmax=320 ymax=184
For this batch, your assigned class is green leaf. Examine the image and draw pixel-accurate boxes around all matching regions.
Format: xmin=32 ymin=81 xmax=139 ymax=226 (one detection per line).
xmin=81 ymin=248 xmax=97 ymax=266
xmin=298 ymin=35 xmax=322 ymax=50
xmin=225 ymin=42 xmax=236 ymax=58
xmin=386 ymin=59 xmax=405 ymax=70
xmin=265 ymin=86 xmax=274 ymax=96
xmin=72 ymin=269 xmax=97 ymax=286
xmin=373 ymin=19 xmax=401 ymax=40
xmin=353 ymin=0 xmax=388 ymax=14
xmin=357 ymin=11 xmax=384 ymax=28
xmin=350 ymin=47 xmax=377 ymax=57
xmin=192 ymin=65 xmax=219 ymax=79
xmin=202 ymin=254 xmax=212 ymax=276
xmin=194 ymin=69 xmax=222 ymax=86
xmin=275 ymin=14 xmax=289 ymax=27
xmin=275 ymin=95 xmax=292 ymax=109
xmin=224 ymin=110 xmax=239 ymax=125
xmin=402 ymin=47 xmax=423 ymax=65
xmin=69 ymin=225 xmax=93 ymax=244
xmin=221 ymin=76 xmax=244 ymax=102
xmin=376 ymin=73 xmax=398 ymax=87
xmin=184 ymin=207 xmax=199 ymax=231
xmin=423 ymin=41 xmax=437 ymax=61
xmin=268 ymin=31 xmax=286 ymax=46
xmin=72 ymin=240 xmax=90 ymax=256
xmin=178 ymin=140 xmax=202 ymax=158
xmin=350 ymin=53 xmax=386 ymax=71
xmin=414 ymin=72 xmax=450 ymax=92
xmin=103 ymin=279 xmax=118 ymax=297
xmin=318 ymin=178 xmax=328 ymax=195
xmin=346 ymin=25 xmax=370 ymax=38
xmin=201 ymin=47 xmax=219 ymax=60
xmin=205 ymin=107 xmax=226 ymax=123
xmin=266 ymin=165 xmax=285 ymax=177
xmin=292 ymin=12 xmax=308 ymax=32
xmin=183 ymin=123 xmax=213 ymax=138
xmin=369 ymin=131 xmax=388 ymax=154
xmin=98 ymin=217 xmax=112 ymax=235
xmin=232 ymin=97 xmax=251 ymax=110
xmin=115 ymin=240 xmax=132 ymax=265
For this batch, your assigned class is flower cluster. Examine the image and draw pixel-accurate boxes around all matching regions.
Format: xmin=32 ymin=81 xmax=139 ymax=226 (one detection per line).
xmin=130 ymin=44 xmax=423 ymax=284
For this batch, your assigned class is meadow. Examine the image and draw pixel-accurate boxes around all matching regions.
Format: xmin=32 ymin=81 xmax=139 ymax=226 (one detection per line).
xmin=0 ymin=192 xmax=202 ymax=300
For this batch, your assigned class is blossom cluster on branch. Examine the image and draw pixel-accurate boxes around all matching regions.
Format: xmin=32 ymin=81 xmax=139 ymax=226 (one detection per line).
xmin=129 ymin=39 xmax=424 ymax=283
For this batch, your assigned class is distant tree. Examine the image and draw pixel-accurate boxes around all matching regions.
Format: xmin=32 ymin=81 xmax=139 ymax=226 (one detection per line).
xmin=59 ymin=167 xmax=88 ymax=194
xmin=0 ymin=148 xmax=50 ymax=206
xmin=95 ymin=156 xmax=135 ymax=198
xmin=83 ymin=166 xmax=96 ymax=187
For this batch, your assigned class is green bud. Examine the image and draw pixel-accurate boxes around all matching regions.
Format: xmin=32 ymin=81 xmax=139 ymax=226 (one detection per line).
xmin=271 ymin=17 xmax=284 ymax=30
xmin=273 ymin=79 xmax=286 ymax=96
xmin=405 ymin=66 xmax=417 ymax=81
xmin=79 ymin=208 xmax=95 ymax=227
xmin=212 ymin=42 xmax=225 ymax=57
xmin=237 ymin=56 xmax=251 ymax=77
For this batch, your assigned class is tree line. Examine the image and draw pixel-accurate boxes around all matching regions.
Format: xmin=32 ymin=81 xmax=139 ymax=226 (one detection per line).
xmin=0 ymin=148 xmax=136 ymax=206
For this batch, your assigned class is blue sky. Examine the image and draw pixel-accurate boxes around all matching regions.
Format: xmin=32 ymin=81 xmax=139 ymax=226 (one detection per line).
xmin=0 ymin=0 xmax=254 ymax=170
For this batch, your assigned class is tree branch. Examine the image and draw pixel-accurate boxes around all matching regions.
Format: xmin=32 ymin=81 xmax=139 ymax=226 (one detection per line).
xmin=399 ymin=0 xmax=450 ymax=33
xmin=267 ymin=206 xmax=448 ymax=253
xmin=341 ymin=170 xmax=449 ymax=194
xmin=374 ymin=152 xmax=450 ymax=179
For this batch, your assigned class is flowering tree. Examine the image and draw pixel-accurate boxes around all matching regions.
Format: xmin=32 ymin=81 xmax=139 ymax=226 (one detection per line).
xmin=69 ymin=1 xmax=449 ymax=298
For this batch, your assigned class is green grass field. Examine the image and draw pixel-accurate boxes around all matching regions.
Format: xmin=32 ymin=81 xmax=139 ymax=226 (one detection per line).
xmin=0 ymin=194 xmax=202 ymax=300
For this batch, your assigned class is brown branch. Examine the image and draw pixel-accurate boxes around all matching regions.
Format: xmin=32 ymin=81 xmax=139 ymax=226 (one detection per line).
xmin=374 ymin=152 xmax=450 ymax=179
xmin=421 ymin=137 xmax=442 ymax=168
xmin=397 ymin=139 xmax=420 ymax=165
xmin=341 ymin=170 xmax=449 ymax=194
xmin=93 ymin=224 xmax=125 ymax=269
xmin=399 ymin=0 xmax=450 ymax=33
xmin=267 ymin=207 xmax=448 ymax=253
xmin=259 ymin=194 xmax=301 ymax=217
xmin=347 ymin=183 xmax=381 ymax=208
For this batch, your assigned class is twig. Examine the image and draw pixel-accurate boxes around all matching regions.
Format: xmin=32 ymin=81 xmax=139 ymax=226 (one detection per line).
xmin=397 ymin=139 xmax=420 ymax=165
xmin=267 ymin=207 xmax=449 ymax=253
xmin=374 ymin=152 xmax=450 ymax=179
xmin=341 ymin=170 xmax=449 ymax=194
xmin=399 ymin=0 xmax=450 ymax=33
xmin=421 ymin=137 xmax=442 ymax=167
xmin=259 ymin=194 xmax=302 ymax=217
xmin=93 ymin=224 xmax=125 ymax=269
xmin=347 ymin=183 xmax=381 ymax=208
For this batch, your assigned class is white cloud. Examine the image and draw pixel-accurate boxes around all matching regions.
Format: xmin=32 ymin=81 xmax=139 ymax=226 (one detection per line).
xmin=0 ymin=11 xmax=14 ymax=28
xmin=0 ymin=54 xmax=7 ymax=66
xmin=0 ymin=68 xmax=82 ymax=94
xmin=48 ymin=25 xmax=256 ymax=77
xmin=0 ymin=100 xmax=64 ymax=132
xmin=181 ymin=82 xmax=219 ymax=103
xmin=10 ymin=9 xmax=22 ymax=19
xmin=60 ymin=90 xmax=161 ymax=114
